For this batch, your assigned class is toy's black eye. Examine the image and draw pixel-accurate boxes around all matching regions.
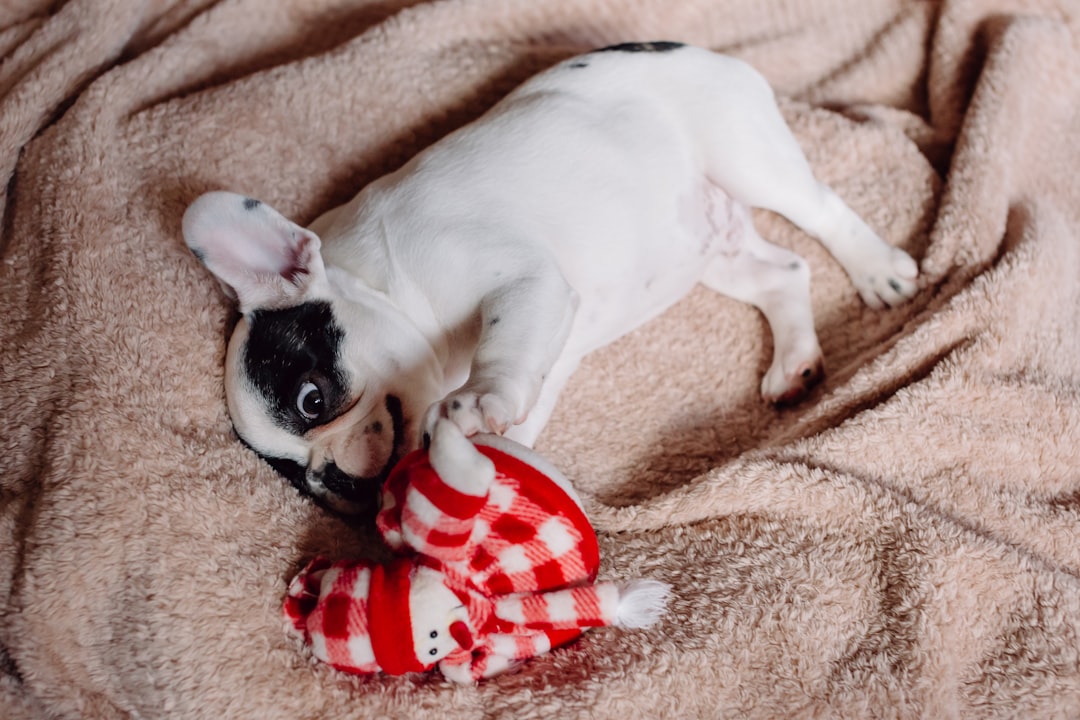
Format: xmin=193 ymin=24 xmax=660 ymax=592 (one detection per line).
xmin=430 ymin=630 xmax=438 ymax=639
xmin=429 ymin=648 xmax=438 ymax=656
xmin=296 ymin=381 xmax=323 ymax=421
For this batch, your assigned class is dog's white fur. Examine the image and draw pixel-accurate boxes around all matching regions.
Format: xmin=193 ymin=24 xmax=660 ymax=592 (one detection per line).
xmin=184 ymin=44 xmax=917 ymax=510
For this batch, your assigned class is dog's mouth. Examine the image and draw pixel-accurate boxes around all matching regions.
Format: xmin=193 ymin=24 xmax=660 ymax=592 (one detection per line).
xmin=310 ymin=394 xmax=407 ymax=513
xmin=259 ymin=395 xmax=407 ymax=515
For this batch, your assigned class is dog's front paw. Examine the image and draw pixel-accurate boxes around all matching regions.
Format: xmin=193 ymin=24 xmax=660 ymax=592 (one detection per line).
xmin=424 ymin=384 xmax=524 ymax=442
xmin=845 ymin=245 xmax=919 ymax=310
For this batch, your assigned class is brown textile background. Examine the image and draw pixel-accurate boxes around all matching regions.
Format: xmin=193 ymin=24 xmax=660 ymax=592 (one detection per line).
xmin=2 ymin=1 xmax=1079 ymax=717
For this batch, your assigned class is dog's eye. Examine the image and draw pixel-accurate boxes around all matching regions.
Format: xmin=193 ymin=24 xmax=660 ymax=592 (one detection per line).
xmin=296 ymin=381 xmax=324 ymax=421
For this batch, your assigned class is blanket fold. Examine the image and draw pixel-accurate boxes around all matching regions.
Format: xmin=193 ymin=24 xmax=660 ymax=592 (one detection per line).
xmin=2 ymin=1 xmax=1079 ymax=718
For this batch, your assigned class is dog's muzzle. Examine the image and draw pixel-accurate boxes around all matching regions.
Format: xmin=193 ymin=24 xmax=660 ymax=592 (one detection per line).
xmin=302 ymin=394 xmax=407 ymax=514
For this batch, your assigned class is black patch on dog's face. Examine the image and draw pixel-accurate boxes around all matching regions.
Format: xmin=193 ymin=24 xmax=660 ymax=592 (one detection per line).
xmin=595 ymin=41 xmax=685 ymax=54
xmin=242 ymin=301 xmax=349 ymax=434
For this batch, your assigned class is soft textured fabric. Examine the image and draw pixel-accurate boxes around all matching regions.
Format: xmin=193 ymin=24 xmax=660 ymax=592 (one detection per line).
xmin=2 ymin=1 xmax=1079 ymax=718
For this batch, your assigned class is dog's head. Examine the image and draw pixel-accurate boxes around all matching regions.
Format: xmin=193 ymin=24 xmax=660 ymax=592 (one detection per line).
xmin=183 ymin=192 xmax=444 ymax=513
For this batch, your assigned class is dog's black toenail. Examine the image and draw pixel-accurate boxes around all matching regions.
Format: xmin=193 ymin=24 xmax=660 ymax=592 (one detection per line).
xmin=889 ymin=279 xmax=902 ymax=293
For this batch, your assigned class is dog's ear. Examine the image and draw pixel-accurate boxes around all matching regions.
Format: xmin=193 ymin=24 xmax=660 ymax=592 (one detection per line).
xmin=182 ymin=191 xmax=327 ymax=313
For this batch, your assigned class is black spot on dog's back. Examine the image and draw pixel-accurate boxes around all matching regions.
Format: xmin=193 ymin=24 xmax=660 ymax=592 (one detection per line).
xmin=243 ymin=197 xmax=261 ymax=210
xmin=243 ymin=301 xmax=348 ymax=433
xmin=595 ymin=41 xmax=685 ymax=54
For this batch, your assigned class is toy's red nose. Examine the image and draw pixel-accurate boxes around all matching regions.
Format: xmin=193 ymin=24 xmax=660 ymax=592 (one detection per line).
xmin=449 ymin=621 xmax=473 ymax=649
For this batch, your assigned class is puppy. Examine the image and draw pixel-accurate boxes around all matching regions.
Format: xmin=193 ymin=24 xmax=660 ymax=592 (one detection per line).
xmin=183 ymin=42 xmax=918 ymax=513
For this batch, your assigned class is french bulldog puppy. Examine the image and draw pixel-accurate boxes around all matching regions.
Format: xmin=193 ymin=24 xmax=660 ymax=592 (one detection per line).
xmin=183 ymin=42 xmax=918 ymax=512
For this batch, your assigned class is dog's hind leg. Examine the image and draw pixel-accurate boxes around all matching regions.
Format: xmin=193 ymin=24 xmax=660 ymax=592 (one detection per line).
xmin=683 ymin=53 xmax=918 ymax=309
xmin=700 ymin=195 xmax=824 ymax=404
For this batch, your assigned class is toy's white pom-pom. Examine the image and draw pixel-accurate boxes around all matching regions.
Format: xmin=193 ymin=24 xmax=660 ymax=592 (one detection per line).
xmin=615 ymin=580 xmax=672 ymax=629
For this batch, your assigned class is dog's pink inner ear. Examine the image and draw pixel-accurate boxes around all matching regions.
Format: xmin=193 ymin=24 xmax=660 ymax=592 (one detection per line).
xmin=281 ymin=232 xmax=317 ymax=284
xmin=183 ymin=192 xmax=326 ymax=311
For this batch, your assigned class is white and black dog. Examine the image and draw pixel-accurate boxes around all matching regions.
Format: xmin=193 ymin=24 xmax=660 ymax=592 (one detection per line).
xmin=184 ymin=42 xmax=918 ymax=513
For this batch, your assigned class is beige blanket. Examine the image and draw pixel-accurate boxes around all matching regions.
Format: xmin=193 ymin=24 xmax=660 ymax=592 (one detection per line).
xmin=3 ymin=0 xmax=1080 ymax=717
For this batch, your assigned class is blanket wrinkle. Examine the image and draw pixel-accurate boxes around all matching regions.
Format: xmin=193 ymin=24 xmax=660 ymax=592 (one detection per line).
xmin=3 ymin=0 xmax=1080 ymax=718
xmin=925 ymin=7 xmax=1077 ymax=278
xmin=0 ymin=0 xmax=191 ymax=232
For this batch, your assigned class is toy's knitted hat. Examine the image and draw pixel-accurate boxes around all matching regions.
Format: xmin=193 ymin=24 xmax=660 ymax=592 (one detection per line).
xmin=284 ymin=556 xmax=428 ymax=675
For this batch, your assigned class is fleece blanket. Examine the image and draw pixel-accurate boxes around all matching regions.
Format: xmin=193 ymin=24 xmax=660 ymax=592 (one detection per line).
xmin=2 ymin=0 xmax=1080 ymax=718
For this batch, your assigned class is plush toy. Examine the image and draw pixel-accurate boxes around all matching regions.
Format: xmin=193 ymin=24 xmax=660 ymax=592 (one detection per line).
xmin=284 ymin=419 xmax=671 ymax=683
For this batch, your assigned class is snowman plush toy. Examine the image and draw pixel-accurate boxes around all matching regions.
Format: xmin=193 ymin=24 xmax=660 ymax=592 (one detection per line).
xmin=285 ymin=419 xmax=671 ymax=684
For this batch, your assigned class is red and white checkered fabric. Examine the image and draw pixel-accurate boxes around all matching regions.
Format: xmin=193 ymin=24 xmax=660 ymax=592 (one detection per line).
xmin=433 ymin=570 xmax=625 ymax=681
xmin=493 ymin=584 xmax=622 ymax=630
xmin=286 ymin=442 xmax=618 ymax=681
xmin=284 ymin=558 xmax=380 ymax=674
xmin=377 ymin=443 xmax=601 ymax=597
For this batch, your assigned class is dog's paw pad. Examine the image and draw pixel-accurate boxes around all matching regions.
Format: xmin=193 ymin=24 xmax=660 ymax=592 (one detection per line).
xmin=476 ymin=394 xmax=515 ymax=434
xmin=762 ymin=356 xmax=824 ymax=405
xmin=443 ymin=397 xmax=483 ymax=437
xmin=429 ymin=389 xmax=517 ymax=440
